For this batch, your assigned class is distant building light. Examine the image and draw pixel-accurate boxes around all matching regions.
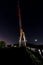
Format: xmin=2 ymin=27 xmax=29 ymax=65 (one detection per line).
xmin=35 ymin=39 xmax=37 ymax=42
xmin=27 ymin=47 xmax=30 ymax=50
xmin=14 ymin=45 xmax=17 ymax=47
xmin=11 ymin=44 xmax=13 ymax=47
xmin=42 ymin=50 xmax=43 ymax=52
xmin=31 ymin=48 xmax=35 ymax=51
xmin=38 ymin=49 xmax=41 ymax=55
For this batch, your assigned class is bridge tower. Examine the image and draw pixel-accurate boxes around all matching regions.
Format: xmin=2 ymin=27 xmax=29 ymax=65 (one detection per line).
xmin=18 ymin=0 xmax=26 ymax=47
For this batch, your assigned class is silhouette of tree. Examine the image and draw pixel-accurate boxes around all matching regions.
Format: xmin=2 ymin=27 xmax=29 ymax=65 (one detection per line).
xmin=0 ymin=41 xmax=6 ymax=48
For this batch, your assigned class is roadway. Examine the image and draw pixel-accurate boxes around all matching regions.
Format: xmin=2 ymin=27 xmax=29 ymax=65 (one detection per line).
xmin=26 ymin=47 xmax=43 ymax=65
xmin=0 ymin=47 xmax=43 ymax=65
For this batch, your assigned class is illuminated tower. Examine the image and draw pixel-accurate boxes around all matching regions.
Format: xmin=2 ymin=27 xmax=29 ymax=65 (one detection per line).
xmin=18 ymin=0 xmax=26 ymax=47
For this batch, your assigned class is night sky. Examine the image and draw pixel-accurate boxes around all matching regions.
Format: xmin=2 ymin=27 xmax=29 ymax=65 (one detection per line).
xmin=0 ymin=0 xmax=43 ymax=45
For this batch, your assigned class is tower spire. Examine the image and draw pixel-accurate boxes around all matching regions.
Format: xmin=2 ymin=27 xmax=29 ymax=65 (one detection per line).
xmin=18 ymin=0 xmax=22 ymax=30
xmin=18 ymin=0 xmax=26 ymax=47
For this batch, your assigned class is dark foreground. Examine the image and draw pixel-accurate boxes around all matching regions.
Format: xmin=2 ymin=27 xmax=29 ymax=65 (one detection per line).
xmin=0 ymin=47 xmax=43 ymax=65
